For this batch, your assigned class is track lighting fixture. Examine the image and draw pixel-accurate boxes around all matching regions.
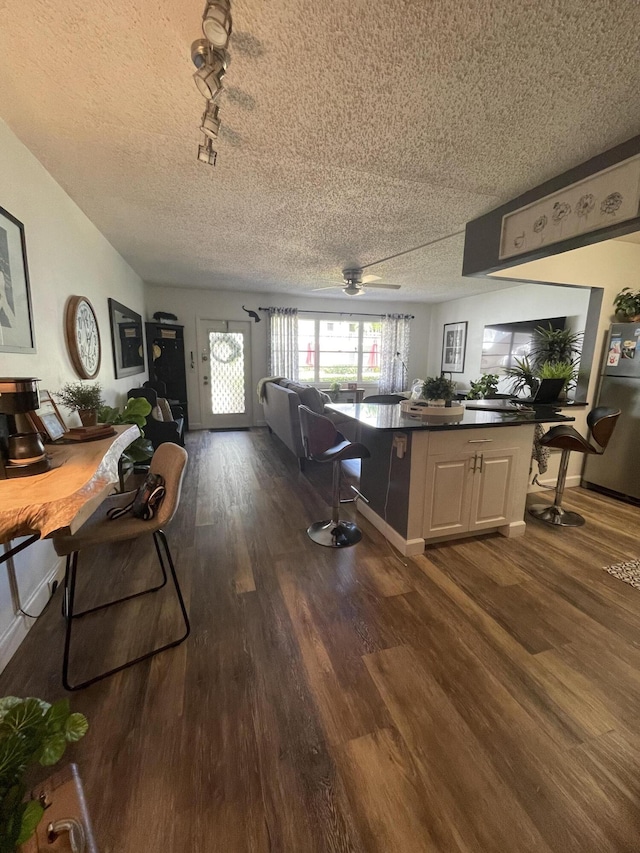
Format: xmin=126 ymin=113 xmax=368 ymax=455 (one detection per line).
xmin=197 ymin=137 xmax=218 ymax=166
xmin=200 ymin=102 xmax=221 ymax=139
xmin=202 ymin=0 xmax=232 ymax=49
xmin=193 ymin=47 xmax=228 ymax=100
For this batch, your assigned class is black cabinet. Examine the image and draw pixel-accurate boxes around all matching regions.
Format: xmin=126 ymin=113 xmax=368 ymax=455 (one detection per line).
xmin=145 ymin=322 xmax=189 ymax=430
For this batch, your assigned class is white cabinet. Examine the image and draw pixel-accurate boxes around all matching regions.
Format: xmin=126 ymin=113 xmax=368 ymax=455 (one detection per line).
xmin=422 ymin=428 xmax=528 ymax=542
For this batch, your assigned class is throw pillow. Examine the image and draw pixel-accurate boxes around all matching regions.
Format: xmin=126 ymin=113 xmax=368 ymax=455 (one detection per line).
xmin=157 ymin=397 xmax=174 ymax=422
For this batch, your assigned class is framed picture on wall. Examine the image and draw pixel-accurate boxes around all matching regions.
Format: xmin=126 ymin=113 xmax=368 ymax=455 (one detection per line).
xmin=441 ymin=321 xmax=468 ymax=373
xmin=0 ymin=206 xmax=36 ymax=353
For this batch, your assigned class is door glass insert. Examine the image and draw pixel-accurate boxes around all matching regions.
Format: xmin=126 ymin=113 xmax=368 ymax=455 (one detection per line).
xmin=208 ymin=331 xmax=246 ymax=414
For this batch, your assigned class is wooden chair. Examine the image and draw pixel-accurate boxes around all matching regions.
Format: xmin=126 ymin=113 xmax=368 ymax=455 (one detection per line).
xmin=52 ymin=443 xmax=190 ymax=690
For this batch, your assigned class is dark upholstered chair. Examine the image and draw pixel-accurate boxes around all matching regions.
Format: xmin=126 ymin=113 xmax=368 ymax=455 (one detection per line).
xmin=128 ymin=387 xmax=185 ymax=449
xmin=143 ymin=380 xmax=183 ymax=420
xmin=529 ymin=406 xmax=621 ymax=527
xmin=52 ymin=443 xmax=190 ymax=690
xmin=299 ymin=405 xmax=370 ymax=547
xmin=363 ymin=394 xmax=405 ymax=403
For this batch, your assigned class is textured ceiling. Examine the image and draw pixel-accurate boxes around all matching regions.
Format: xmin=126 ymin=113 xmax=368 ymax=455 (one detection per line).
xmin=1 ymin=0 xmax=639 ymax=302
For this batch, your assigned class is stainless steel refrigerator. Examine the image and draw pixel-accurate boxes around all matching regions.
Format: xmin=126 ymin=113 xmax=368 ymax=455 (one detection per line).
xmin=582 ymin=322 xmax=640 ymax=502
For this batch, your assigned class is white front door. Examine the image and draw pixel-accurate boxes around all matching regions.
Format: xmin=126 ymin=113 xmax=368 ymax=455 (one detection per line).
xmin=197 ymin=319 xmax=252 ymax=430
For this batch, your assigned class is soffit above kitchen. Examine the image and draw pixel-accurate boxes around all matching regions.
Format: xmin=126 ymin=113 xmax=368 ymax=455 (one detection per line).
xmin=0 ymin=0 xmax=639 ymax=302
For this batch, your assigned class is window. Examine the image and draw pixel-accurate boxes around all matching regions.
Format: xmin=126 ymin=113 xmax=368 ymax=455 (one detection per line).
xmin=480 ymin=317 xmax=566 ymax=373
xmin=298 ymin=317 xmax=382 ymax=385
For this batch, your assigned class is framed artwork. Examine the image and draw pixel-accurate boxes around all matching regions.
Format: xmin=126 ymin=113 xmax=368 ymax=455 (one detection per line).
xmin=0 ymin=206 xmax=36 ymax=353
xmin=108 ymin=298 xmax=145 ymax=378
xmin=441 ymin=321 xmax=468 ymax=373
xmin=28 ymin=390 xmax=67 ymax=442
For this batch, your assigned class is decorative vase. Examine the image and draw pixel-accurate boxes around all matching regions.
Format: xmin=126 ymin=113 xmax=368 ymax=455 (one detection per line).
xmin=78 ymin=408 xmax=97 ymax=427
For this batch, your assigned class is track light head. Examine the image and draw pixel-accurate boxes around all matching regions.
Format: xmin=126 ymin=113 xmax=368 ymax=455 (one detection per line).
xmin=197 ymin=137 xmax=218 ymax=166
xmin=193 ymin=48 xmax=228 ymax=99
xmin=202 ymin=0 xmax=232 ymax=49
xmin=200 ymin=101 xmax=221 ymax=139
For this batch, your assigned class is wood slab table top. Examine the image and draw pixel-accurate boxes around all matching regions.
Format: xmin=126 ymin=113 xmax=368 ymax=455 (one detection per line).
xmin=0 ymin=424 xmax=139 ymax=543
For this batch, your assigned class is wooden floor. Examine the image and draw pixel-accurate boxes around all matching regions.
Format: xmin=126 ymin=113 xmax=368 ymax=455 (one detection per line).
xmin=4 ymin=428 xmax=640 ymax=852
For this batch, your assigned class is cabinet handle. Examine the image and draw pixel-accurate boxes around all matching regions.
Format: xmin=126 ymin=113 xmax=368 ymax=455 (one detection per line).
xmin=468 ymin=439 xmax=493 ymax=443
xmin=479 ymin=453 xmax=484 ymax=472
xmin=470 ymin=454 xmax=477 ymax=472
xmin=47 ymin=818 xmax=86 ymax=852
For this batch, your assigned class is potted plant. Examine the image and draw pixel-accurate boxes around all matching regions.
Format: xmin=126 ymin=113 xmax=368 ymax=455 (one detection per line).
xmin=98 ymin=397 xmax=154 ymax=465
xmin=537 ymin=359 xmax=576 ymax=397
xmin=503 ymin=356 xmax=539 ymax=397
xmin=422 ymin=375 xmax=457 ymax=406
xmin=466 ymin=373 xmax=500 ymax=400
xmin=530 ymin=324 xmax=583 ymax=368
xmin=613 ymin=287 xmax=640 ymax=321
xmin=55 ymin=382 xmax=104 ymax=427
xmin=0 ymin=696 xmax=88 ymax=852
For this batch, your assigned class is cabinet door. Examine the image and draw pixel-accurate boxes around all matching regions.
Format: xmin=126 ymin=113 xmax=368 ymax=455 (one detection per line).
xmin=469 ymin=447 xmax=519 ymax=531
xmin=423 ymin=452 xmax=475 ymax=537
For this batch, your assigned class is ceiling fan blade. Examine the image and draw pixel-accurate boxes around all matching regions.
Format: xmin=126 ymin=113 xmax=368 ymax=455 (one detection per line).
xmin=311 ymin=285 xmax=341 ymax=291
xmin=364 ymin=282 xmax=402 ymax=290
xmin=361 ymin=274 xmax=381 ymax=283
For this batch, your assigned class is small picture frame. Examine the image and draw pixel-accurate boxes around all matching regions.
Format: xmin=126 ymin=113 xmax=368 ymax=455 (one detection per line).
xmin=28 ymin=390 xmax=68 ymax=442
xmin=441 ymin=321 xmax=468 ymax=374
xmin=347 ymin=382 xmax=358 ymax=390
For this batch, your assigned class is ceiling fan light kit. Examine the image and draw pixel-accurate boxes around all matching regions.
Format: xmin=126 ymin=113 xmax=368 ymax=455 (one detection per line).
xmin=191 ymin=0 xmax=233 ymax=165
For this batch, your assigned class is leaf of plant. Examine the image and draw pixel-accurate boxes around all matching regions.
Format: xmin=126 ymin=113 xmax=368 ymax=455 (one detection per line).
xmin=39 ymin=732 xmax=67 ymax=766
xmin=124 ymin=397 xmax=152 ymax=418
xmin=65 ymin=712 xmax=89 ymax=742
xmin=2 ymin=698 xmax=47 ymax=735
xmin=45 ymin=699 xmax=70 ymax=733
xmin=16 ymin=799 xmax=43 ymax=845
xmin=0 ymin=697 xmax=21 ymax=722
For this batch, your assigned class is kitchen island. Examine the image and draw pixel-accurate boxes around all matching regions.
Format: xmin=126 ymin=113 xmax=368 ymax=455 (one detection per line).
xmin=327 ymin=402 xmax=574 ymax=555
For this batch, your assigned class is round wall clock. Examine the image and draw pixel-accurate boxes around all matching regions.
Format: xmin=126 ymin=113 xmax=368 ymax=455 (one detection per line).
xmin=65 ymin=295 xmax=102 ymax=379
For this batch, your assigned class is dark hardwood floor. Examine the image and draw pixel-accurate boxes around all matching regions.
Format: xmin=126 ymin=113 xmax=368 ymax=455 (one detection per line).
xmin=3 ymin=428 xmax=640 ymax=851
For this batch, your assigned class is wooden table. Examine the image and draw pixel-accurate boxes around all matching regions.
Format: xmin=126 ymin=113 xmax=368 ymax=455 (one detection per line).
xmin=0 ymin=425 xmax=139 ymax=553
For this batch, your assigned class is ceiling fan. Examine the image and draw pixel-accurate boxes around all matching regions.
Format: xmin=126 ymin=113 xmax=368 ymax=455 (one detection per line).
xmin=312 ymin=268 xmax=402 ymax=297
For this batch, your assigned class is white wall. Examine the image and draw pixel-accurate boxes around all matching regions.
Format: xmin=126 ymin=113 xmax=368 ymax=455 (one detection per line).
xmin=0 ymin=119 xmax=146 ymax=669
xmin=145 ymin=284 xmax=432 ymax=429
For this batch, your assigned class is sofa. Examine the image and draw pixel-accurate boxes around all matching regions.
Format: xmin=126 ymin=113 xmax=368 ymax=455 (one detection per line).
xmin=260 ymin=378 xmax=354 ymax=470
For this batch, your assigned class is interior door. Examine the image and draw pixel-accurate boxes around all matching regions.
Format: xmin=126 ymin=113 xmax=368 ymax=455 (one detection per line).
xmin=197 ymin=319 xmax=252 ymax=429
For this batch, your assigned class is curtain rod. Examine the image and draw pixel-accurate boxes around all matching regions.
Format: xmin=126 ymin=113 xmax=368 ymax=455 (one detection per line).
xmin=258 ymin=307 xmax=414 ymax=319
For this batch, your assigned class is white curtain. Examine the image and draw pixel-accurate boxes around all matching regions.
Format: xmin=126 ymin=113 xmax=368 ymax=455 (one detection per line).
xmin=379 ymin=313 xmax=412 ymax=393
xmin=268 ymin=307 xmax=299 ymax=379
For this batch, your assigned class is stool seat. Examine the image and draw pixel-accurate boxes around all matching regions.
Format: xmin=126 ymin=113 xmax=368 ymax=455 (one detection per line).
xmin=530 ymin=406 xmax=620 ymax=527
xmin=299 ymin=405 xmax=370 ymax=548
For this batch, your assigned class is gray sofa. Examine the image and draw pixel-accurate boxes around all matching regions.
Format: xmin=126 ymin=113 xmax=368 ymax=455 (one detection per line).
xmin=260 ymin=379 xmax=354 ymax=470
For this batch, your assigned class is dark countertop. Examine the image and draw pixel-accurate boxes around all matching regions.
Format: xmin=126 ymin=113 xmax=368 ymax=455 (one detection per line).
xmin=326 ymin=402 xmax=575 ymax=432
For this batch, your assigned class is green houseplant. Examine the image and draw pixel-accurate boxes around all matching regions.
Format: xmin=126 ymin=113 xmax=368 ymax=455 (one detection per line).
xmin=466 ymin=373 xmax=499 ymax=400
xmin=0 ymin=696 xmax=88 ymax=852
xmin=613 ymin=287 xmax=640 ymax=321
xmin=422 ymin=375 xmax=457 ymax=404
xmin=55 ymin=382 xmax=104 ymax=427
xmin=98 ymin=397 xmax=154 ymax=464
xmin=530 ymin=324 xmax=583 ymax=368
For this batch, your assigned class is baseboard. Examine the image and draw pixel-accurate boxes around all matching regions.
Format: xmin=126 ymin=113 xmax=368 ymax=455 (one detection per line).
xmin=0 ymin=557 xmax=66 ymax=674
xmin=528 ymin=474 xmax=581 ymax=493
xmin=357 ymin=501 xmax=425 ymax=556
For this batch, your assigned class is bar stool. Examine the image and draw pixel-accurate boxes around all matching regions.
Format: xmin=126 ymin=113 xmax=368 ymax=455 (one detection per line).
xmin=299 ymin=405 xmax=370 ymax=547
xmin=529 ymin=406 xmax=620 ymax=527
xmin=51 ymin=443 xmax=190 ymax=690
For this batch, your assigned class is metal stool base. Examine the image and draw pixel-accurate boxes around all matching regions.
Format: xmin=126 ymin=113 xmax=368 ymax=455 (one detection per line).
xmin=528 ymin=503 xmax=585 ymax=527
xmin=307 ymin=520 xmax=363 ymax=548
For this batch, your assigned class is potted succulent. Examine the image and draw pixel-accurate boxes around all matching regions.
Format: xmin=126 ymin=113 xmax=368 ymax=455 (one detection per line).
xmin=466 ymin=373 xmax=500 ymax=400
xmin=55 ymin=382 xmax=104 ymax=427
xmin=0 ymin=696 xmax=88 ymax=852
xmin=613 ymin=287 xmax=640 ymax=321
xmin=422 ymin=375 xmax=457 ymax=406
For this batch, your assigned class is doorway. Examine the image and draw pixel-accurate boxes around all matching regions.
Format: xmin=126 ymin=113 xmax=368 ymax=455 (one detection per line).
xmin=197 ymin=319 xmax=252 ymax=429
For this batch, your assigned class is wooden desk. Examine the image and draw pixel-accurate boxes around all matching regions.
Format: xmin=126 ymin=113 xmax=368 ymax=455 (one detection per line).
xmin=0 ymin=425 xmax=139 ymax=546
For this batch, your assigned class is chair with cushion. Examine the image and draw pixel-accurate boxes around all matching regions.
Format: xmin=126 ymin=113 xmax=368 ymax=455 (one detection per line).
xmin=529 ymin=406 xmax=621 ymax=527
xmin=144 ymin=380 xmax=184 ymax=420
xmin=128 ymin=387 xmax=185 ymax=449
xmin=363 ymin=394 xmax=406 ymax=403
xmin=52 ymin=443 xmax=190 ymax=690
xmin=299 ymin=405 xmax=370 ymax=547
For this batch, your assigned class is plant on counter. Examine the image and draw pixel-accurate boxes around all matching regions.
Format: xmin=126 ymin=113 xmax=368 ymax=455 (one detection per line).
xmin=537 ymin=359 xmax=576 ymax=395
xmin=503 ymin=356 xmax=539 ymax=397
xmin=613 ymin=287 xmax=640 ymax=321
xmin=55 ymin=382 xmax=104 ymax=426
xmin=0 ymin=696 xmax=88 ymax=853
xmin=466 ymin=373 xmax=500 ymax=400
xmin=422 ymin=375 xmax=457 ymax=403
xmin=98 ymin=397 xmax=154 ymax=464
